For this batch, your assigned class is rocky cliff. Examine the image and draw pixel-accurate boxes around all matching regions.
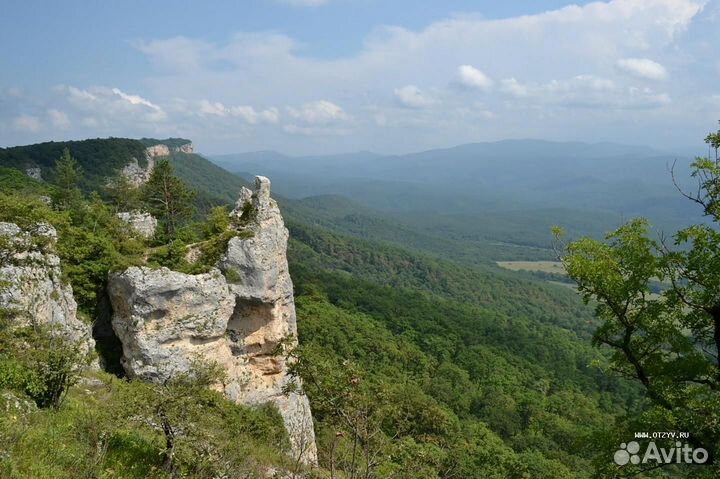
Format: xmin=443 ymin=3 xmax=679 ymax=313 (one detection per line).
xmin=121 ymin=157 xmax=154 ymax=187
xmin=116 ymin=211 xmax=157 ymax=238
xmin=145 ymin=144 xmax=170 ymax=158
xmin=108 ymin=176 xmax=317 ymax=464
xmin=0 ymin=222 xmax=94 ymax=355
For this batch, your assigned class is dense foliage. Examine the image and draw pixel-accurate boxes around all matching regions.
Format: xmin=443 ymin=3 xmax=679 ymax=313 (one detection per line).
xmin=1 ymin=135 xmax=704 ymax=478
xmin=0 ymin=138 xmax=147 ymax=192
xmin=140 ymin=138 xmax=192 ymax=150
xmin=286 ymin=228 xmax=643 ymax=478
xmin=557 ymin=127 xmax=720 ymax=478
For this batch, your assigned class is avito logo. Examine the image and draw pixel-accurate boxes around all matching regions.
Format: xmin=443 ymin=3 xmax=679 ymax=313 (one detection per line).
xmin=614 ymin=441 xmax=708 ymax=466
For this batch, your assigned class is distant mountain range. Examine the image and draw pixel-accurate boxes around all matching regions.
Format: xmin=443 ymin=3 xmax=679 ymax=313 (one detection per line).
xmin=212 ymin=139 xmax=700 ymax=226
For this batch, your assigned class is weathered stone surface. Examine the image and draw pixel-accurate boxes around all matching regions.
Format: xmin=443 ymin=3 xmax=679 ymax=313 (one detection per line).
xmin=108 ymin=266 xmax=235 ymax=381
xmin=145 ymin=144 xmax=170 ymax=158
xmin=221 ymin=177 xmax=316 ymax=463
xmin=108 ymin=177 xmax=318 ymax=464
xmin=176 ymin=143 xmax=193 ymax=154
xmin=25 ymin=167 xmax=42 ymax=181
xmin=116 ymin=211 xmax=157 ymax=238
xmin=0 ymin=222 xmax=94 ymax=355
xmin=121 ymin=157 xmax=154 ymax=188
xmin=222 ymin=177 xmax=291 ymax=302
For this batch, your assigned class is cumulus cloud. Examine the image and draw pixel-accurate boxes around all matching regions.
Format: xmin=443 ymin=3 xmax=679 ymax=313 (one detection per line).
xmin=499 ymin=74 xmax=669 ymax=109
xmin=48 ymin=109 xmax=70 ymax=129
xmin=394 ymin=85 xmax=435 ymax=108
xmin=1 ymin=0 xmax=712 ymax=152
xmin=68 ymin=86 xmax=98 ymax=104
xmin=198 ymin=99 xmax=279 ymax=124
xmin=120 ymin=0 xmax=708 ymax=151
xmin=616 ymin=58 xmax=668 ymax=81
xmin=457 ymin=65 xmax=493 ymax=90
xmin=13 ymin=115 xmax=42 ymax=132
xmin=287 ymin=100 xmax=349 ymax=124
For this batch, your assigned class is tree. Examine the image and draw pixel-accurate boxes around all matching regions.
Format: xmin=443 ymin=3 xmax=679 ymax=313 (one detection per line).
xmin=142 ymin=159 xmax=195 ymax=238
xmin=0 ymin=321 xmax=89 ymax=411
xmin=104 ymin=171 xmax=140 ymax=212
xmin=50 ymin=148 xmax=82 ymax=210
xmin=555 ymin=125 xmax=720 ymax=476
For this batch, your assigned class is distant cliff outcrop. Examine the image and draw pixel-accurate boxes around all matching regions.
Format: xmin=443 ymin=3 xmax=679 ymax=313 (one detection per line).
xmin=108 ymin=176 xmax=318 ymax=464
xmin=120 ymin=139 xmax=193 ymax=188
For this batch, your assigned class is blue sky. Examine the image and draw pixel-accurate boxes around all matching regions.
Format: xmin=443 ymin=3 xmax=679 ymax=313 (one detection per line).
xmin=1 ymin=0 xmax=718 ymax=154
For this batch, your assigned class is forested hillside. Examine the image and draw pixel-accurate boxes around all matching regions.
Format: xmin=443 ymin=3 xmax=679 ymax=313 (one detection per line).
xmin=0 ymin=138 xmax=147 ymax=191
xmin=0 ymin=137 xmax=695 ymax=478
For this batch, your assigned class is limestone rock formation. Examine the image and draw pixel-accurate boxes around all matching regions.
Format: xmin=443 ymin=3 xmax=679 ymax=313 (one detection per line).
xmin=176 ymin=142 xmax=193 ymax=154
xmin=116 ymin=211 xmax=157 ymax=238
xmin=145 ymin=144 xmax=170 ymax=158
xmin=121 ymin=157 xmax=154 ymax=187
xmin=25 ymin=167 xmax=42 ymax=181
xmin=0 ymin=222 xmax=94 ymax=355
xmin=108 ymin=177 xmax=317 ymax=464
xmin=108 ymin=267 xmax=235 ymax=381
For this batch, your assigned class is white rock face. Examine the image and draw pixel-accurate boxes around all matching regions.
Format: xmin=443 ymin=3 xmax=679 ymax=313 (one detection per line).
xmin=145 ymin=144 xmax=170 ymax=158
xmin=108 ymin=177 xmax=317 ymax=464
xmin=177 ymin=143 xmax=193 ymax=154
xmin=25 ymin=167 xmax=42 ymax=181
xmin=121 ymin=157 xmax=154 ymax=188
xmin=108 ymin=267 xmax=235 ymax=381
xmin=116 ymin=211 xmax=157 ymax=238
xmin=0 ymin=222 xmax=94 ymax=355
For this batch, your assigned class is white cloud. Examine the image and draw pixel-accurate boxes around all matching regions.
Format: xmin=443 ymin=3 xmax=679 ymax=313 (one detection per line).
xmin=498 ymin=74 xmax=669 ymax=109
xmin=2 ymin=0 xmax=711 ymax=152
xmin=198 ymin=99 xmax=279 ymax=124
xmin=68 ymin=86 xmax=98 ymax=104
xmin=394 ymin=85 xmax=435 ymax=108
xmin=287 ymin=100 xmax=349 ymax=124
xmin=13 ymin=115 xmax=42 ymax=132
xmin=112 ymin=88 xmax=160 ymax=109
xmin=230 ymin=105 xmax=279 ymax=124
xmin=46 ymin=85 xmax=172 ymax=133
xmin=126 ymin=0 xmax=706 ymax=152
xmin=112 ymin=88 xmax=165 ymax=118
xmin=199 ymin=99 xmax=228 ymax=116
xmin=500 ymin=78 xmax=532 ymax=98
xmin=48 ymin=109 xmax=70 ymax=128
xmin=617 ymin=58 xmax=668 ymax=81
xmin=457 ymin=65 xmax=493 ymax=90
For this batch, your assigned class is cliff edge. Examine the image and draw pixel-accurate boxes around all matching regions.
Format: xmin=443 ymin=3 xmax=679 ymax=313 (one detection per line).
xmin=108 ymin=176 xmax=317 ymax=464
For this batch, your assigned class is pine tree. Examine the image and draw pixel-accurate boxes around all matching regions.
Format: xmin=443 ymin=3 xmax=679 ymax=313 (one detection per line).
xmin=142 ymin=159 xmax=195 ymax=238
xmin=51 ymin=148 xmax=82 ymax=210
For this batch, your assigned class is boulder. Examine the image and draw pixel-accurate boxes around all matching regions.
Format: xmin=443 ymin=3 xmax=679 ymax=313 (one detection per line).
xmin=0 ymin=222 xmax=94 ymax=355
xmin=116 ymin=211 xmax=157 ymax=238
xmin=108 ymin=266 xmax=235 ymax=381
